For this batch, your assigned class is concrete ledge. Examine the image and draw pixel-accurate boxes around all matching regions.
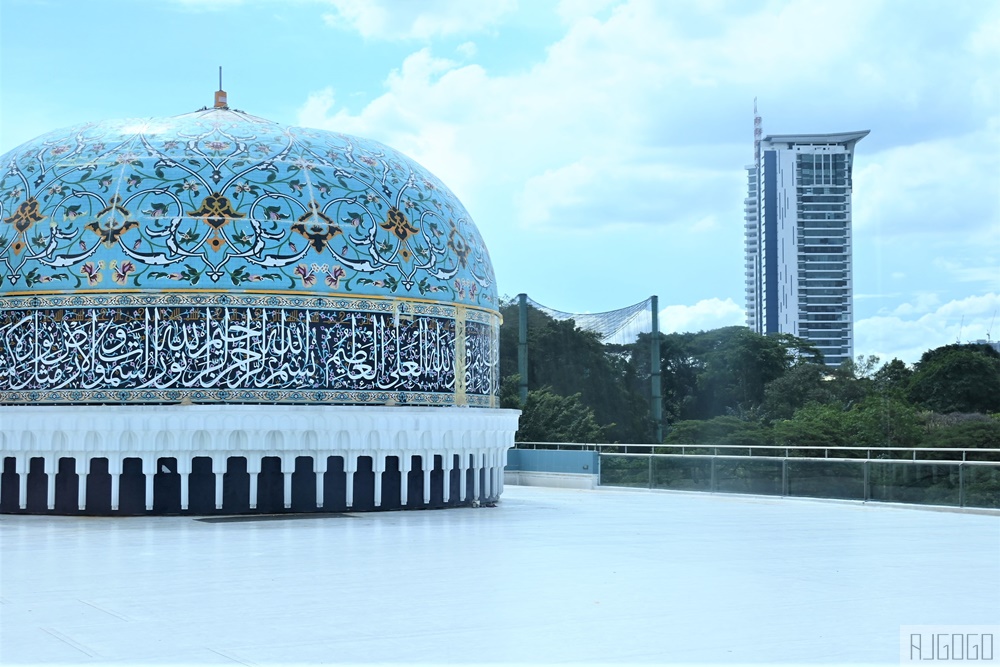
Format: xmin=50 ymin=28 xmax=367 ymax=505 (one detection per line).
xmin=504 ymin=470 xmax=597 ymax=490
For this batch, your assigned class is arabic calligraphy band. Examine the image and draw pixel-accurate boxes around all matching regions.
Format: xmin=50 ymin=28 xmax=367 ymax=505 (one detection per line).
xmin=0 ymin=304 xmax=499 ymax=404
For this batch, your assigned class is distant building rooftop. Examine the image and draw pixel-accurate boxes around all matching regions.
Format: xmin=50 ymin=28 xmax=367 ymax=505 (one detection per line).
xmin=762 ymin=130 xmax=870 ymax=147
xmin=1 ymin=485 xmax=997 ymax=666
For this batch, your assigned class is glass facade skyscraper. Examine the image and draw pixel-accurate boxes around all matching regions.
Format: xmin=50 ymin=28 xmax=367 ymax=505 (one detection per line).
xmin=744 ymin=131 xmax=869 ymax=367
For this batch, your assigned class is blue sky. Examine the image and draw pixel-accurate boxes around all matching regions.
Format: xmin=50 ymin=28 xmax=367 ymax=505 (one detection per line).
xmin=1 ymin=0 xmax=997 ymax=364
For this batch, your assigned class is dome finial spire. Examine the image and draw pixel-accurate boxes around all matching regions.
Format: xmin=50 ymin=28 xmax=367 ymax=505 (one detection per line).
xmin=214 ymin=66 xmax=228 ymax=109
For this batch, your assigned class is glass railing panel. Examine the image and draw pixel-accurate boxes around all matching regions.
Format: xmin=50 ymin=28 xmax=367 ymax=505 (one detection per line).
xmin=651 ymin=457 xmax=712 ymax=491
xmin=964 ymin=465 xmax=1000 ymax=509
xmin=786 ymin=460 xmax=864 ymax=500
xmin=599 ymin=455 xmax=649 ymax=488
xmin=714 ymin=458 xmax=782 ymax=496
xmin=868 ymin=462 xmax=960 ymax=506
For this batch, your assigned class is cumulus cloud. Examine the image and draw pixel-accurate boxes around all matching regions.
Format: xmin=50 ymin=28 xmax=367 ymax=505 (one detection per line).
xmin=168 ymin=0 xmax=248 ymax=9
xmin=300 ymin=1 xmax=998 ymax=239
xmin=857 ymin=292 xmax=1000 ymax=363
xmin=322 ymin=0 xmax=516 ymax=40
xmin=853 ymin=128 xmax=1000 ymax=240
xmin=296 ymin=0 xmax=997 ymax=351
xmin=659 ymin=298 xmax=744 ymax=335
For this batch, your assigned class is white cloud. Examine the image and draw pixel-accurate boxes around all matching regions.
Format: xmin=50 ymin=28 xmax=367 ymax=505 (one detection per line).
xmin=889 ymin=292 xmax=941 ymax=317
xmin=933 ymin=257 xmax=1000 ymax=292
xmin=856 ymin=292 xmax=1000 ymax=363
xmin=299 ymin=0 xmax=998 ymax=241
xmin=168 ymin=0 xmax=247 ymax=9
xmin=322 ymin=0 xmax=516 ymax=40
xmin=659 ymin=298 xmax=744 ymax=334
xmin=456 ymin=41 xmax=477 ymax=58
xmin=294 ymin=0 xmax=998 ymax=352
xmin=555 ymin=0 xmax=617 ymax=23
xmin=853 ymin=128 xmax=1000 ymax=239
xmin=517 ymin=156 xmax=740 ymax=232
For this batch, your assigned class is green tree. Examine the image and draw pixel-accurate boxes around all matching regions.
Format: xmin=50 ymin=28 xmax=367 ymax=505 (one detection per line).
xmin=847 ymin=395 xmax=922 ymax=448
xmin=683 ymin=327 xmax=817 ymax=420
xmin=513 ymin=386 xmax=609 ymax=443
xmin=872 ymin=358 xmax=913 ymax=396
xmin=826 ymin=355 xmax=879 ymax=406
xmin=922 ymin=416 xmax=1000 ymax=450
xmin=499 ymin=299 xmax=648 ymax=442
xmin=762 ymin=363 xmax=836 ymax=420
xmin=664 ymin=416 xmax=771 ymax=446
xmin=772 ymin=403 xmax=851 ymax=448
xmin=908 ymin=344 xmax=1000 ymax=413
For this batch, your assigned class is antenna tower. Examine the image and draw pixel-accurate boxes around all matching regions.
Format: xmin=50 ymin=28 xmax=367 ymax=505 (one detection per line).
xmin=753 ymin=98 xmax=762 ymax=163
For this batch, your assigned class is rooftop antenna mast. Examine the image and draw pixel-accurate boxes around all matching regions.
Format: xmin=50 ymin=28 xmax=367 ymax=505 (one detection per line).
xmin=214 ymin=66 xmax=228 ymax=109
xmin=753 ymin=97 xmax=762 ymax=164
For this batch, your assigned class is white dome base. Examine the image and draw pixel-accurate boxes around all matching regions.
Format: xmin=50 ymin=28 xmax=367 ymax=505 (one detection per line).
xmin=0 ymin=405 xmax=519 ymax=514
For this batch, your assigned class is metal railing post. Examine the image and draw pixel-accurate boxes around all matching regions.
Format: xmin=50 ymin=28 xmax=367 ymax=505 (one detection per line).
xmin=781 ymin=458 xmax=788 ymax=497
xmin=648 ymin=455 xmax=653 ymax=489
xmin=710 ymin=457 xmax=716 ymax=493
xmin=959 ymin=463 xmax=965 ymax=508
xmin=863 ymin=460 xmax=870 ymax=502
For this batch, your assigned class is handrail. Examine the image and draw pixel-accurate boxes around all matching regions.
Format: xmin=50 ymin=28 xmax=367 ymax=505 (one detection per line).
xmin=511 ymin=442 xmax=999 ymax=509
xmin=601 ymin=452 xmax=1000 ymax=467
xmin=514 ymin=441 xmax=1000 ymax=461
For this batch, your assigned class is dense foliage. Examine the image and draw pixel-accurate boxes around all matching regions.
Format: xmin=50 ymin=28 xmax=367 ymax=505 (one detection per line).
xmin=498 ymin=300 xmax=1000 ymax=447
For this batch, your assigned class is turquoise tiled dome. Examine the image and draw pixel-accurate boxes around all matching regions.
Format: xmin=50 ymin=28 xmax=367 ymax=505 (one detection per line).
xmin=0 ymin=106 xmax=499 ymax=406
xmin=0 ymin=106 xmax=496 ymax=308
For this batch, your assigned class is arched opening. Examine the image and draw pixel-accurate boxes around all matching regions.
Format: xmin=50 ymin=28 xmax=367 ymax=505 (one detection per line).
xmin=429 ymin=455 xmax=445 ymax=508
xmin=353 ymin=456 xmax=376 ymax=511
xmin=257 ymin=456 xmax=284 ymax=513
xmin=26 ymin=457 xmax=48 ymax=513
xmin=54 ymin=457 xmax=79 ymax=514
xmin=153 ymin=457 xmax=181 ymax=514
xmin=188 ymin=457 xmax=215 ymax=514
xmin=118 ymin=457 xmax=146 ymax=515
xmin=407 ymin=455 xmax=424 ymax=508
xmin=291 ymin=456 xmax=316 ymax=511
xmin=381 ymin=456 xmax=402 ymax=510
xmin=466 ymin=455 xmax=476 ymax=503
xmin=86 ymin=458 xmax=112 ymax=515
xmin=1 ymin=457 xmax=20 ymax=512
xmin=223 ymin=457 xmax=250 ymax=514
xmin=449 ymin=454 xmax=463 ymax=506
xmin=324 ymin=456 xmax=347 ymax=512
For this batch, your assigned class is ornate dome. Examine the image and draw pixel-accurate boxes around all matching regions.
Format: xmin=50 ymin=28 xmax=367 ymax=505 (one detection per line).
xmin=0 ymin=105 xmax=500 ymax=407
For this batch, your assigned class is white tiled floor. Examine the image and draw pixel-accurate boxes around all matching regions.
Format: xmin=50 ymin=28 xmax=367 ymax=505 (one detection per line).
xmin=1 ymin=486 xmax=997 ymax=666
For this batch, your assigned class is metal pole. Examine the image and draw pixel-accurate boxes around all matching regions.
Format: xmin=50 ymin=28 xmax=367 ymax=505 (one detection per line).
xmin=650 ymin=295 xmax=662 ymax=443
xmin=959 ymin=463 xmax=965 ymax=508
xmin=863 ymin=460 xmax=870 ymax=501
xmin=517 ymin=293 xmax=528 ymax=406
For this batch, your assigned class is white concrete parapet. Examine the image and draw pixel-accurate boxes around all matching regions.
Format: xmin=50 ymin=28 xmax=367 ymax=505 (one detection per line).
xmin=0 ymin=405 xmax=520 ymax=514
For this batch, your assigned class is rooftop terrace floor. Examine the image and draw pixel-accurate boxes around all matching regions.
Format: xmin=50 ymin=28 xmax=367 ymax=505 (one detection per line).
xmin=1 ymin=486 xmax=998 ymax=666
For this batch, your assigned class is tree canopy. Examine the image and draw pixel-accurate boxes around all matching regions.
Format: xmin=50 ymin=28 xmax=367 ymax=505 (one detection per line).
xmin=497 ymin=300 xmax=1000 ymax=448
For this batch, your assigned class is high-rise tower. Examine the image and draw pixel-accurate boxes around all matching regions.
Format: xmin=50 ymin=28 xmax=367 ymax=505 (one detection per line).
xmin=745 ymin=129 xmax=869 ymax=366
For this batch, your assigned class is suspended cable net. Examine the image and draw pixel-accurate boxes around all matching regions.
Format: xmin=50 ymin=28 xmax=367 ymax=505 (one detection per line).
xmin=526 ymin=296 xmax=654 ymax=345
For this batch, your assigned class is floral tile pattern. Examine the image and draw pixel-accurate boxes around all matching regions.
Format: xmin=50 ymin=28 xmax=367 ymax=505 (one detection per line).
xmin=0 ymin=108 xmax=496 ymax=308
